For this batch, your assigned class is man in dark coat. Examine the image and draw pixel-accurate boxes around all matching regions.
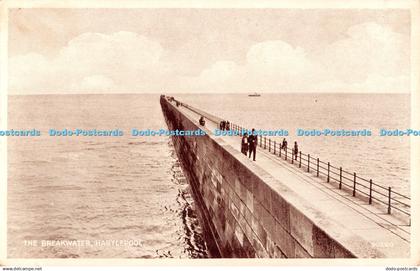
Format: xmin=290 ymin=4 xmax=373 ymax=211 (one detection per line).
xmin=248 ymin=128 xmax=257 ymax=161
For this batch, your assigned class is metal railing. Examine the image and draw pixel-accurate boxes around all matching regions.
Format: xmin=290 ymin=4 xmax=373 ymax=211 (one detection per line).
xmin=166 ymin=97 xmax=411 ymax=220
xmin=229 ymin=123 xmax=411 ymax=219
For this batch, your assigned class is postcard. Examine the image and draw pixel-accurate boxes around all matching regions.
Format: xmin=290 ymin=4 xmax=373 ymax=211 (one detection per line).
xmin=0 ymin=0 xmax=419 ymax=268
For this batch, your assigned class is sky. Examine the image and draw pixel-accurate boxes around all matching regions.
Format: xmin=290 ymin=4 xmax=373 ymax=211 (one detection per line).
xmin=8 ymin=8 xmax=411 ymax=94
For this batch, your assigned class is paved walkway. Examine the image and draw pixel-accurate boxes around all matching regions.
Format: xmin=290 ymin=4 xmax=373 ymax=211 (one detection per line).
xmin=170 ymin=100 xmax=410 ymax=258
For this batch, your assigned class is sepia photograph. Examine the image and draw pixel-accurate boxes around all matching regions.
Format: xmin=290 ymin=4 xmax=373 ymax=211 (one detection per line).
xmin=0 ymin=0 xmax=419 ymax=268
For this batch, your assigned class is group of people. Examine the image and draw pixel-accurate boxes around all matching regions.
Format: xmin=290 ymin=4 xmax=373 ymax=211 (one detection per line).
xmin=279 ymin=138 xmax=299 ymax=160
xmin=241 ymin=133 xmax=299 ymax=162
xmin=281 ymin=138 xmax=299 ymax=160
xmin=240 ymin=129 xmax=258 ymax=161
xmin=196 ymin=113 xmax=300 ymax=162
xmin=219 ymin=120 xmax=230 ymax=131
xmin=165 ymin=96 xmax=181 ymax=107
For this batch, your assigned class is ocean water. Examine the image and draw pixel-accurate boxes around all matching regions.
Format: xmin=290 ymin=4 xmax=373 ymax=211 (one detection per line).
xmin=177 ymin=93 xmax=410 ymax=194
xmin=7 ymin=93 xmax=410 ymax=258
xmin=7 ymin=94 xmax=209 ymax=258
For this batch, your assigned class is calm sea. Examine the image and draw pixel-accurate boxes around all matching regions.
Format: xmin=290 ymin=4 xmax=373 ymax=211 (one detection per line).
xmin=7 ymin=94 xmax=209 ymax=258
xmin=7 ymin=93 xmax=410 ymax=258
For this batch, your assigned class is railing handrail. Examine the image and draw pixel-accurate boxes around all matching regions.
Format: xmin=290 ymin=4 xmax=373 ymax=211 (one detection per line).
xmin=166 ymin=97 xmax=411 ymax=220
xmin=257 ymin=130 xmax=411 ymax=219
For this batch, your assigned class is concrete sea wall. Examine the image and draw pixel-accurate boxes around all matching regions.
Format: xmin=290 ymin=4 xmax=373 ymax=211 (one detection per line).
xmin=160 ymin=96 xmax=362 ymax=258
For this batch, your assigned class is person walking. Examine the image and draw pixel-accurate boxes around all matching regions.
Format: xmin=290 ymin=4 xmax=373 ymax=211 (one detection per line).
xmin=282 ymin=138 xmax=288 ymax=151
xmin=241 ymin=133 xmax=249 ymax=156
xmin=248 ymin=129 xmax=257 ymax=161
xmin=199 ymin=116 xmax=205 ymax=126
xmin=293 ymin=141 xmax=298 ymax=160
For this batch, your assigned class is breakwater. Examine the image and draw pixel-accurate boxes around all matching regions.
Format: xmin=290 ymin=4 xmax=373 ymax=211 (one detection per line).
xmin=160 ymin=95 xmax=409 ymax=258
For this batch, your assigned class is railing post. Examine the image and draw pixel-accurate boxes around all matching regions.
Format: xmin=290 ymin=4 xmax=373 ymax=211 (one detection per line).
xmin=339 ymin=167 xmax=342 ymax=189
xmin=264 ymin=137 xmax=266 ymax=149
xmin=269 ymin=138 xmax=271 ymax=152
xmin=353 ymin=173 xmax=356 ymax=197
xmin=279 ymin=146 xmax=281 ymax=157
xmin=260 ymin=136 xmax=262 ymax=147
xmin=388 ymin=187 xmax=392 ymax=214
xmin=327 ymin=162 xmax=330 ymax=182
xmin=307 ymin=154 xmax=310 ymax=172
xmin=299 ymin=151 xmax=302 ymax=168
xmin=369 ymin=179 xmax=372 ymax=204
xmin=316 ymin=158 xmax=319 ymax=177
xmin=291 ymin=150 xmax=294 ymax=164
xmin=274 ymin=141 xmax=276 ymax=155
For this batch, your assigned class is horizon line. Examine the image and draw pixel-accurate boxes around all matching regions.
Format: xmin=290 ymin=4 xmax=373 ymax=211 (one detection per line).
xmin=7 ymin=91 xmax=411 ymax=96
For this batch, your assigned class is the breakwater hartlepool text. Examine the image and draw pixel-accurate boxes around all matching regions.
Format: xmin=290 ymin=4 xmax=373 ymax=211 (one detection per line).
xmin=1 ymin=128 xmax=420 ymax=137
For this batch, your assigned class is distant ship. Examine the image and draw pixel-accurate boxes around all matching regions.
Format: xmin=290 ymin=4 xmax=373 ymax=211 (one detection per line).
xmin=248 ymin=92 xmax=261 ymax=97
